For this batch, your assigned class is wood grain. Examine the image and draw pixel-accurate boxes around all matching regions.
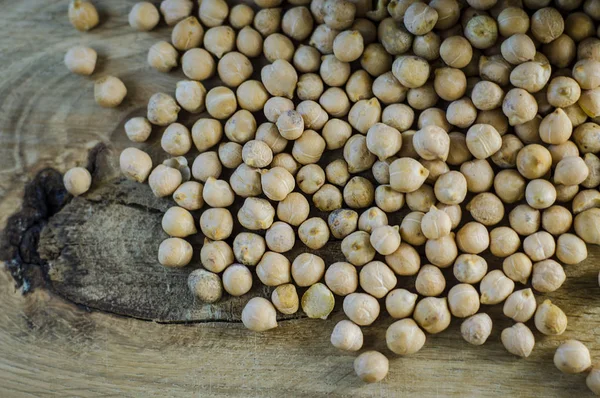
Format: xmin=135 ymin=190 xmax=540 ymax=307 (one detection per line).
xmin=1 ymin=0 xmax=600 ymax=397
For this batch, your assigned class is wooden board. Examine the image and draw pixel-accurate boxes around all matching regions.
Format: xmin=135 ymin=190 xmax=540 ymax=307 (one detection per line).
xmin=1 ymin=0 xmax=600 ymax=396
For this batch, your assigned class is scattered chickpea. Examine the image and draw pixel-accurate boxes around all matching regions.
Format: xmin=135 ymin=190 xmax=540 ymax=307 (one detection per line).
xmin=480 ymin=269 xmax=515 ymax=305
xmin=301 ymin=283 xmax=335 ymax=319
xmin=556 ymin=233 xmax=588 ymax=265
xmin=299 ymin=217 xmax=330 ymax=250
xmin=344 ymin=134 xmax=377 ymax=173
xmin=386 ymin=319 xmax=427 ymax=356
xmin=182 ymin=48 xmax=216 ymax=81
xmin=554 ymin=340 xmax=592 ymax=374
xmin=238 ymin=198 xmax=275 ymax=231
xmin=69 ymin=0 xmax=99 ymax=31
xmin=586 ymin=368 xmax=600 ymax=395
xmin=63 ymin=167 xmax=92 ymax=197
xmin=236 ymin=27 xmax=264 ymax=58
xmin=204 ymin=26 xmax=236 ymax=59
xmin=148 ymin=165 xmax=182 ymax=198
xmin=501 ymin=323 xmax=535 ymax=358
xmin=94 ymin=76 xmax=127 ymax=108
xmin=277 ymin=192 xmax=310 ymax=227
xmin=242 ymin=297 xmax=278 ymax=332
xmin=229 ymin=4 xmax=254 ymax=29
xmin=158 ymin=237 xmax=193 ymax=267
xmin=354 ymin=351 xmax=389 ymax=383
xmin=331 ymin=320 xmax=363 ymax=351
xmin=233 ymin=232 xmax=266 ymax=267
xmin=535 ymin=299 xmax=568 ymax=335
xmin=222 ymin=264 xmax=253 ymax=297
xmin=272 ymin=284 xmax=300 ymax=315
xmin=413 ymin=297 xmax=451 ymax=334
xmin=359 ymin=261 xmax=397 ymax=298
xmin=415 ymin=264 xmax=446 ymax=297
xmin=425 ymin=234 xmax=458 ymax=268
xmin=173 ymin=181 xmax=204 ymax=211
xmin=461 ymin=313 xmax=493 ymax=346
xmin=148 ymin=93 xmax=180 ymax=126
xmin=192 ymin=151 xmax=222 ymax=183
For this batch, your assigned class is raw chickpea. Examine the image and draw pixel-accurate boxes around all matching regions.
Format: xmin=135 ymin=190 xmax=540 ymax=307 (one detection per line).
xmin=366 ymin=123 xmax=402 ymax=161
xmin=579 ymin=37 xmax=600 ymax=61
xmin=348 ymin=98 xmax=382 ymax=134
xmin=163 ymin=157 xmax=190 ymax=184
xmin=333 ymin=30 xmax=364 ymax=62
xmin=192 ymin=152 xmax=221 ymax=183
xmin=535 ymin=299 xmax=567 ymax=335
xmin=293 ymin=130 xmax=326 ymax=165
xmin=471 ymin=81 xmax=504 ymax=111
xmin=539 ymin=108 xmax=573 ymax=145
xmin=502 ymin=88 xmax=538 ymax=126
xmin=271 ymin=284 xmax=299 ymax=315
xmin=490 ymin=227 xmax=520 ymax=257
xmin=293 ymin=45 xmax=321 ymax=73
xmin=200 ymin=208 xmax=233 ymax=241
xmin=525 ymin=179 xmax=556 ymax=210
xmin=414 ymin=297 xmax=451 ymax=334
xmin=254 ymin=8 xmax=282 ymax=36
xmin=233 ymin=232 xmax=266 ymax=266
xmin=297 ymin=73 xmax=324 ymax=101
xmin=263 ymin=97 xmax=294 ymax=124
xmin=582 ymin=153 xmax=600 ymax=188
xmin=313 ymin=184 xmax=343 ymax=211
xmin=265 ymin=222 xmax=295 ymax=253
xmin=148 ymin=41 xmax=179 ymax=73
xmin=229 ymin=4 xmax=254 ymax=29
xmin=171 ymin=16 xmax=203 ymax=51
xmin=63 ymin=167 xmax=91 ymax=196
xmin=446 ymin=99 xmax=476 ymax=130
xmin=415 ymin=264 xmax=446 ymax=297
xmin=564 ymin=104 xmax=590 ymax=127
xmin=261 ymin=59 xmax=297 ymax=99
xmin=342 ymin=231 xmax=376 ymax=266
xmin=557 ymin=233 xmax=588 ymax=265
xmin=206 ymin=87 xmax=237 ymax=120
xmin=457 ymin=222 xmax=489 ymax=254
xmin=532 ymin=259 xmax=566 ymax=293
xmin=217 ymin=52 xmax=253 ymax=88
xmin=94 ymin=76 xmax=127 ymax=108
xmin=236 ymin=27 xmax=263 ymax=58
xmin=325 ymin=262 xmax=358 ymax=296
xmin=573 ymin=189 xmax=600 ymax=214
xmin=386 ymin=242 xmax=420 ymax=276
xmin=222 ymin=264 xmax=253 ymax=297
xmin=161 ymin=123 xmax=191 ymax=156
xmin=390 ymin=158 xmax=429 ymax=193
xmin=182 ymin=48 xmax=216 ymax=81
xmin=413 ymin=126 xmax=449 ymax=161
xmin=238 ymin=198 xmax=275 ymax=231
xmin=173 ymin=181 xmax=204 ymax=211
xmin=297 ymin=101 xmax=328 ymax=130
xmin=162 ymin=206 xmax=196 ymax=238
xmin=372 ymin=72 xmax=407 ymax=105
xmin=204 ymin=26 xmax=235 ymax=59
xmin=531 ymin=7 xmax=564 ymax=44
xmin=501 ymin=323 xmax=535 ymax=358
xmin=354 ymin=351 xmax=388 ymax=383
xmin=225 ymin=111 xmax=257 ymax=144
xmin=429 ymin=0 xmax=459 ymax=29
xmin=124 ymin=117 xmax=152 ymax=143
xmin=191 ymin=119 xmax=222 ymax=153
xmin=378 ymin=18 xmax=412 ymax=56
xmin=203 ymin=177 xmax=235 ymax=208
xmin=320 ymin=87 xmax=350 ymax=117
xmin=413 ymin=31 xmax=441 ymax=61
xmin=523 ymin=231 xmax=555 ymax=261
xmin=460 ymin=159 xmax=494 ymax=193
xmin=403 ymin=2 xmax=438 ymax=35
xmin=320 ymin=56 xmax=351 ymax=87
xmin=68 ymin=0 xmax=99 ymax=31
xmin=399 ymin=211 xmax=426 ymax=246
xmin=554 ymin=340 xmax=592 ymax=375
xmin=176 ymin=80 xmax=206 ymax=114
xmin=326 ymin=159 xmax=350 ymax=187
xmin=263 ymin=34 xmax=295 ymax=63
xmin=149 ymin=165 xmax=182 ymax=197
xmin=421 ymin=206 xmax=451 ymax=240
xmin=198 ymin=0 xmax=227 ymax=27
xmin=241 ymin=140 xmax=272 ymax=168
xmin=573 ymin=59 xmax=600 ymax=91
xmin=129 ymin=2 xmax=160 ymax=31
xmin=343 ymin=177 xmax=374 ymax=209
xmin=433 ymin=68 xmax=466 ymax=102
xmin=386 ymin=289 xmax=418 ymax=319
xmin=464 ymin=15 xmax=498 ymax=49
xmin=437 ymin=203 xmax=462 ymax=229
xmin=407 ymin=82 xmax=439 ymax=111
xmin=434 ymin=171 xmax=467 ymax=205
xmin=454 ymin=254 xmax=488 ymax=284
xmin=352 ymin=18 xmax=377 ymax=43
xmin=261 ymin=168 xmax=294 ymax=202
xmin=229 ymin=163 xmax=261 ymax=197
xmin=497 ymin=7 xmax=529 ymax=36
xmin=515 ymin=116 xmax=543 ymax=144
xmin=276 ymin=193 xmax=309 ymax=227
xmin=547 ymin=77 xmax=581 ymax=108
xmin=200 ymin=239 xmax=233 ymax=273
xmin=480 ymin=269 xmax=515 ymax=305
xmin=398 ymin=130 xmax=418 ymax=159
xmin=440 ymin=36 xmax=473 ymax=69
xmin=331 ymin=320 xmax=363 ymax=351
xmin=575 ymin=208 xmax=600 ymax=244
xmin=344 ymin=135 xmax=377 ymax=173
xmin=503 ymin=288 xmax=537 ymax=322
xmin=420 ymin=160 xmax=449 ymax=185
xmin=425 ymin=234 xmax=458 ymax=268
xmin=343 ymin=293 xmax=380 ymax=326
xmin=554 ymin=156 xmax=590 ymax=186
xmin=543 ymin=35 xmax=576 ymax=68
xmin=501 ymin=34 xmax=535 ymax=65
xmin=296 ymin=164 xmax=325 ymax=194
xmin=503 ymin=253 xmax=533 ymax=284
xmin=309 ymin=24 xmax=339 ymax=54
xmin=392 ymin=56 xmax=430 ymax=89
xmin=64 ymin=46 xmax=97 ymax=76
xmin=254 ymin=123 xmax=287 ymax=155
xmin=588 ymin=369 xmax=600 ymax=396
xmin=406 ymin=184 xmax=435 ymax=212
xmin=345 ymin=70 xmax=373 ymax=102
xmin=322 ymin=0 xmax=355 ymax=30
xmin=187 ymin=269 xmax=222 ymax=304
xmin=573 ymin=123 xmax=600 ymax=153
xmin=327 ymin=209 xmax=358 ymax=240
xmin=461 ymin=313 xmax=493 ymax=346
xmin=256 ymin=252 xmax=291 ymax=287
xmin=386 ymin=0 xmax=418 ymax=21
xmin=446 ymin=133 xmax=472 ymax=166
xmin=517 ymin=144 xmax=552 ymax=179
xmin=386 ymin=319 xmax=426 ymax=356
xmin=448 ymin=284 xmax=480 ymax=318
xmin=509 ymin=204 xmax=541 ymax=236
xmin=359 ymin=261 xmax=397 ymax=298
xmin=479 ymin=54 xmax=512 ymax=86
xmin=281 ymin=7 xmax=314 ymax=42
xmin=242 ymin=297 xmax=278 ymax=332
xmin=369 ymin=225 xmax=400 ymax=255
xmin=299 ymin=217 xmax=330 ymax=250
xmin=465 ymin=124 xmax=502 ymax=160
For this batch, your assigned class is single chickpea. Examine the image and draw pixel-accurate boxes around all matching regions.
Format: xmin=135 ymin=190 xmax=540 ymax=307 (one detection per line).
xmin=233 ymin=232 xmax=266 ymax=266
xmin=425 ymin=234 xmax=458 ymax=268
xmin=326 ymin=159 xmax=350 ymax=187
xmin=236 ymin=27 xmax=264 ymax=58
xmin=331 ymin=320 xmax=363 ymax=351
xmin=261 ymin=168 xmax=294 ymax=202
xmin=173 ymin=181 xmax=204 ymax=211
xmin=556 ymin=233 xmax=588 ymax=265
xmin=297 ymin=73 xmax=324 ymax=101
xmin=348 ymin=98 xmax=381 ymax=134
xmin=439 ymin=36 xmax=473 ymax=69
xmin=501 ymin=323 xmax=535 ymax=358
xmin=554 ymin=156 xmax=590 ymax=186
xmin=320 ymin=55 xmax=351 ymax=87
xmin=162 ymin=206 xmax=196 ymax=238
xmin=412 ymin=126 xmax=450 ymax=162
xmin=319 ymin=88 xmax=351 ymax=117
xmin=386 ymin=319 xmax=426 ymax=356
xmin=206 ymin=87 xmax=237 ymax=120
xmin=531 ymin=7 xmax=564 ymax=44
xmin=509 ymin=204 xmax=541 ymax=236
xmin=343 ymin=177 xmax=374 ymax=209
xmin=448 ymin=283 xmax=480 ymax=318
xmin=191 ymin=119 xmax=221 ymax=153
xmin=203 ymin=177 xmax=235 ymax=208
xmin=547 ymin=77 xmax=581 ymax=108
xmin=261 ymin=60 xmax=298 ymax=99
xmin=254 ymin=123 xmax=286 ymax=155
xmin=503 ymin=288 xmax=537 ymax=323
xmin=64 ymin=46 xmax=97 ymax=76
xmin=398 ymin=130 xmax=419 ymax=159
xmin=265 ymin=222 xmax=295 ymax=253
xmin=204 ymin=26 xmax=236 ymax=59
xmin=437 ymin=203 xmax=462 ymax=229
xmin=359 ymin=261 xmax=397 ymax=298
xmin=502 ymin=88 xmax=538 ymax=126
xmin=63 ymin=167 xmax=92 ymax=197
xmin=332 ymin=30 xmax=364 ymax=63
xmin=345 ymin=70 xmax=374 ymax=102
xmin=465 ymin=124 xmax=502 ymax=160
xmin=263 ymin=33 xmax=295 ymax=63
xmin=280 ymin=6 xmax=313 ymax=42
xmin=158 ymin=237 xmax=192 ymax=268
xmin=389 ymin=158 xmax=430 ymax=193
xmin=418 ymin=108 xmax=451 ymax=133
xmin=453 ymin=254 xmax=488 ymax=284
xmin=147 ymin=41 xmax=178 ymax=73
xmin=516 ymin=144 xmax=552 ymax=179
xmin=275 ymin=193 xmax=309 ymax=228
xmin=501 ymin=34 xmax=535 ymax=65
xmin=446 ymin=132 xmax=472 ymax=166
xmin=344 ymin=135 xmax=377 ymax=173
xmin=68 ymin=0 xmax=99 ymax=31
xmin=238 ymin=198 xmax=275 ymax=231
xmin=352 ymin=17 xmax=377 ymax=43
xmin=434 ymin=171 xmax=467 ymax=205
xmin=413 ymin=31 xmax=441 ymax=61
xmin=181 ymin=49 xmax=215 ymax=81
xmin=299 ymin=217 xmax=330 ymax=250
xmin=365 ymin=123 xmax=402 ymax=162
xmin=480 ymin=269 xmax=515 ymax=305
xmin=309 ymin=24 xmax=339 ymax=54
xmin=94 ymin=76 xmax=127 ymax=108
xmin=460 ymin=159 xmax=494 ymax=193
xmin=200 ymin=239 xmax=233 ymax=273
xmin=582 ymin=153 xmax=600 ymax=188
xmin=200 ymin=208 xmax=233 ymax=241
xmin=456 ymin=222 xmax=489 ymax=254
xmin=242 ymin=297 xmax=278 ymax=332
xmin=296 ymin=100 xmax=329 ymax=130
xmin=325 ymin=262 xmax=358 ymax=296
xmin=415 ymin=264 xmax=446 ymax=297
xmin=554 ymin=340 xmax=592 ymax=375
xmin=148 ymin=165 xmax=182 ymax=197
xmin=171 ymin=16 xmax=203 ymax=51
xmin=256 ymin=251 xmax=291 ymax=287
xmin=497 ymin=7 xmax=529 ymax=36
xmin=322 ymin=0 xmax=355 ymax=30
xmin=433 ymin=68 xmax=466 ymax=102
xmin=490 ymin=226 xmax=520 ymax=259
xmin=160 ymin=123 xmax=191 ymax=156
xmin=354 ymin=351 xmax=389 ymax=383
xmin=254 ymin=8 xmax=282 ymax=36
xmin=465 ymin=15 xmax=498 ymax=49
xmin=588 ymin=368 xmax=600 ymax=396
xmin=187 ymin=269 xmax=222 ymax=304
xmin=523 ymin=231 xmax=556 ymax=261
xmin=403 ymin=2 xmax=438 ymax=35
xmin=461 ymin=313 xmax=493 ymax=346
xmin=479 ymin=54 xmax=512 ymax=86
xmin=535 ymin=299 xmax=568 ymax=335
xmin=341 ymin=231 xmax=376 ymax=266
xmin=386 ymin=242 xmax=420 ymax=276
xmin=328 ymin=209 xmax=358 ymax=239
xmin=399 ymin=211 xmax=426 ymax=246
xmin=271 ymin=284 xmax=299 ymax=315
xmin=296 ymin=164 xmax=325 ymax=194
xmin=368 ymin=225 xmax=400 ymax=256
xmin=343 ymin=293 xmax=380 ymax=326
xmin=413 ymin=297 xmax=451 ymax=334
xmin=147 ymin=93 xmax=180 ymax=128
xmin=293 ymin=45 xmax=322 ymax=74
xmin=407 ymin=82 xmax=439 ymax=111
xmin=421 ymin=206 xmax=451 ymax=240
xmin=503 ymin=253 xmax=533 ymax=284
xmin=406 ymin=185 xmax=436 ymax=213
xmin=392 ymin=55 xmax=430 ymax=89
xmin=217 ymin=52 xmax=253 ymax=88
xmin=378 ymin=18 xmax=412 ymax=56
xmin=228 ymin=3 xmax=254 ymax=29
xmin=532 ymin=259 xmax=566 ymax=293
xmin=241 ymin=140 xmax=272 ymax=168
xmin=572 ymin=189 xmax=600 ymax=214
xmin=525 ymin=179 xmax=556 ymax=210
xmin=229 ymin=163 xmax=261 ymax=197
xmin=386 ymin=289 xmax=418 ymax=319
xmin=129 ymin=2 xmax=160 ymax=31
xmin=222 ymin=264 xmax=252 ymax=297
xmin=574 ymin=208 xmax=600 ymax=244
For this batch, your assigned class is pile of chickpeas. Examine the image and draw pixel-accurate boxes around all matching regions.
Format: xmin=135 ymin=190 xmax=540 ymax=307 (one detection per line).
xmin=62 ymin=0 xmax=600 ymax=390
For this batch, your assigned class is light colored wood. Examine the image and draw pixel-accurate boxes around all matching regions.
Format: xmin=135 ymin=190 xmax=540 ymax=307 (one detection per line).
xmin=1 ymin=1 xmax=600 ymax=397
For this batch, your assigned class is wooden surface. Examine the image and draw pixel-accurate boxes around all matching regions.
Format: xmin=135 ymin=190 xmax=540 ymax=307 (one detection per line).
xmin=1 ymin=1 xmax=600 ymax=396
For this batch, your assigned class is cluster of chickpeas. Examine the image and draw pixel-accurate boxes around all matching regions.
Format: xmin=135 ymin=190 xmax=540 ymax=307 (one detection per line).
xmin=61 ymin=0 xmax=600 ymax=391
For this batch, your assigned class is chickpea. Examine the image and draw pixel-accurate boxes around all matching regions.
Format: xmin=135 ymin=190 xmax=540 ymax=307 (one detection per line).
xmin=398 ymin=211 xmax=426 ymax=246
xmin=516 ymin=144 xmax=552 ymax=179
xmin=158 ymin=237 xmax=192 ymax=268
xmin=238 ymin=198 xmax=275 ymax=231
xmin=206 ymin=87 xmax=237 ymax=120
xmin=377 ymin=18 xmax=412 ymax=56
xmin=149 ymin=165 xmax=182 ymax=197
xmin=447 ymin=283 xmax=480 ymax=318
xmin=341 ymin=230 xmax=376 ymax=266
xmin=325 ymin=262 xmax=358 ymax=296
xmin=299 ymin=217 xmax=330 ymax=250
xmin=261 ymin=168 xmax=294 ymax=202
xmin=509 ymin=205 xmax=541 ymax=236
xmin=173 ymin=181 xmax=204 ymax=211
xmin=389 ymin=158 xmax=429 ymax=194
xmin=460 ymin=159 xmax=494 ymax=193
xmin=546 ymin=77 xmax=581 ymax=109
xmin=222 ymin=264 xmax=253 ymax=297
xmin=384 ymin=289 xmax=418 ymax=319
xmin=280 ymin=7 xmax=314 ymax=42
xmin=331 ymin=320 xmax=363 ymax=352
xmin=464 ymin=15 xmax=498 ymax=49
xmin=269 ymin=153 xmax=298 ymax=175
xmin=242 ymin=297 xmax=278 ymax=332
xmin=413 ymin=297 xmax=451 ymax=334
xmin=421 ymin=206 xmax=451 ymax=240
xmin=229 ymin=163 xmax=261 ymax=197
xmin=354 ymin=351 xmax=388 ymax=383
xmin=261 ymin=59 xmax=297 ymax=99
xmin=319 ymin=87 xmax=350 ymax=117
xmin=407 ymin=82 xmax=439 ymax=111
xmin=413 ymin=31 xmax=441 ymax=61
xmin=461 ymin=313 xmax=493 ymax=346
xmin=524 ymin=179 xmax=556 ymax=210
xmin=489 ymin=226 xmax=520 ymax=258
xmin=372 ymin=73 xmax=407 ymax=105
xmin=344 ymin=135 xmax=377 ymax=173
xmin=309 ymin=24 xmax=339 ymax=54
xmin=63 ymin=166 xmax=92 ymax=197
xmin=588 ymin=368 xmax=600 ymax=396
xmin=453 ymin=254 xmax=487 ymax=284
xmin=497 ymin=7 xmax=529 ymax=36
xmin=233 ymin=233 xmax=266 ymax=267
xmin=403 ymin=2 xmax=438 ymax=35
xmin=162 ymin=206 xmax=196 ymax=238
xmin=420 ymin=160 xmax=449 ymax=185
xmin=256 ymin=251 xmax=291 ymax=287
xmin=582 ymin=153 xmax=600 ymax=188
xmin=270 ymin=284 xmax=299 ymax=315
xmin=554 ymin=340 xmax=592 ymax=375
xmin=386 ymin=319 xmax=426 ymax=356
xmin=433 ymin=68 xmax=466 ymax=102
xmin=479 ymin=54 xmax=512 ymax=86
xmin=297 ymin=74 xmax=324 ymax=101
xmin=204 ymin=26 xmax=236 ymax=59
xmin=502 ymin=252 xmax=533 ymax=285
xmin=328 ymin=209 xmax=358 ymax=239
xmin=480 ymin=269 xmax=515 ymax=305
xmin=182 ymin=48 xmax=216 ymax=81
xmin=434 ymin=171 xmax=467 ymax=205
xmin=573 ymin=123 xmax=600 ymax=153
xmin=331 ymin=30 xmax=364 ymax=63
xmin=296 ymin=101 xmax=329 ymax=131
xmin=346 ymin=70 xmax=374 ymax=102
xmin=385 ymin=243 xmax=420 ymax=276
xmin=293 ymin=45 xmax=321 ymax=73
xmin=439 ymin=36 xmax=472 ymax=69
xmin=523 ymin=231 xmax=556 ymax=262
xmin=501 ymin=323 xmax=535 ymax=358
xmin=358 ymin=261 xmax=397 ymax=299
xmin=160 ymin=123 xmax=191 ymax=157
xmin=296 ymin=164 xmax=325 ymax=194
xmin=415 ymin=264 xmax=446 ymax=297
xmin=557 ymin=233 xmax=588 ymax=265
xmin=64 ymin=46 xmax=97 ymax=77
xmin=94 ymin=76 xmax=127 ymax=108
xmin=68 ymin=0 xmax=99 ymax=31
xmin=554 ymin=156 xmax=590 ymax=186
xmin=425 ymin=234 xmax=458 ymax=268
xmin=535 ymin=299 xmax=567 ymax=335
xmin=326 ymin=159 xmax=350 ymax=187
xmin=392 ymin=56 xmax=430 ymax=89
xmin=277 ymin=192 xmax=310 ymax=227
xmin=456 ymin=222 xmax=489 ymax=254
xmin=575 ymin=208 xmax=600 ymax=244
xmin=199 ymin=239 xmax=233 ymax=274
xmin=573 ymin=189 xmax=600 ymax=214
xmin=343 ymin=292 xmax=380 ymax=326
xmin=531 ymin=259 xmax=566 ymax=293
xmin=199 ymin=208 xmax=232 ymax=241
xmin=531 ymin=7 xmax=564 ymax=44
xmin=348 ymin=98 xmax=382 ymax=134
xmin=254 ymin=8 xmax=282 ymax=36
xmin=228 ymin=4 xmax=254 ymax=29
xmin=351 ymin=17 xmax=377 ymax=43
xmin=313 ymin=184 xmax=343 ymax=212
xmin=236 ymin=27 xmax=263 ymax=58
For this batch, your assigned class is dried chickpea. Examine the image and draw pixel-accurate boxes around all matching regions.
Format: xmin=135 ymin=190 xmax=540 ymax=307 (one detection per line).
xmin=229 ymin=163 xmax=261 ymax=197
xmin=532 ymin=259 xmax=566 ymax=293
xmin=333 ymin=30 xmax=364 ymax=62
xmin=554 ymin=340 xmax=592 ymax=374
xmin=448 ymin=284 xmax=480 ymax=318
xmin=200 ymin=239 xmax=233 ymax=274
xmin=94 ymin=76 xmax=127 ymax=108
xmin=525 ymin=179 xmax=556 ymax=210
xmin=254 ymin=8 xmax=282 ymax=36
xmin=69 ymin=0 xmax=99 ymax=31
xmin=236 ymin=27 xmax=263 ymax=58
xmin=534 ymin=299 xmax=567 ymax=335
xmin=344 ymin=135 xmax=377 ymax=173
xmin=531 ymin=7 xmax=564 ymax=44
xmin=575 ymin=208 xmax=600 ymax=244
xmin=299 ymin=217 xmax=329 ymax=250
xmin=461 ymin=313 xmax=493 ymax=346
xmin=554 ymin=156 xmax=590 ymax=186
xmin=460 ymin=159 xmax=494 ymax=193
xmin=425 ymin=234 xmax=458 ymax=268
xmin=149 ymin=165 xmax=182 ymax=197
xmin=261 ymin=59 xmax=297 ymax=99
xmin=354 ymin=351 xmax=389 ymax=383
xmin=503 ymin=253 xmax=533 ymax=285
xmin=325 ymin=262 xmax=358 ymax=296
xmin=454 ymin=254 xmax=488 ymax=284
xmin=265 ymin=222 xmax=295 ymax=253
xmin=348 ymin=98 xmax=382 ymax=134
xmin=416 ymin=264 xmax=446 ymax=297
xmin=256 ymin=251 xmax=291 ymax=287
xmin=516 ymin=144 xmax=552 ymax=179
xmin=346 ymin=70 xmax=373 ymax=102
xmin=313 ymin=184 xmax=343 ymax=211
xmin=161 ymin=123 xmax=191 ymax=156
xmin=490 ymin=227 xmax=520 ymax=257
xmin=233 ymin=233 xmax=266 ymax=267
xmin=386 ymin=318 xmax=426 ymax=356
xmin=413 ymin=297 xmax=451 ymax=334
xmin=457 ymin=222 xmax=489 ymax=254
xmin=385 ymin=243 xmax=420 ymax=276
xmin=296 ymin=164 xmax=325 ymax=194
xmin=556 ymin=233 xmax=588 ymax=265
xmin=392 ymin=55 xmax=430 ymax=89
xmin=242 ymin=297 xmax=277 ymax=332
xmin=162 ymin=206 xmax=196 ymax=238
xmin=326 ymin=159 xmax=350 ymax=187
xmin=206 ymin=87 xmax=237 ymax=120
xmin=173 ymin=181 xmax=204 ymax=211
xmin=343 ymin=292 xmax=380 ymax=326
xmin=222 ymin=264 xmax=253 ymax=297
xmin=359 ymin=261 xmax=397 ymax=298
xmin=480 ymin=269 xmax=515 ymax=305
xmin=523 ymin=231 xmax=556 ymax=261
xmin=331 ymin=320 xmax=363 ymax=351
xmin=501 ymin=323 xmax=535 ymax=358
xmin=319 ymin=87 xmax=350 ymax=117
xmin=378 ymin=18 xmax=412 ymax=56
xmin=182 ymin=48 xmax=215 ymax=81
xmin=271 ymin=284 xmax=299 ymax=315
xmin=434 ymin=171 xmax=467 ymax=205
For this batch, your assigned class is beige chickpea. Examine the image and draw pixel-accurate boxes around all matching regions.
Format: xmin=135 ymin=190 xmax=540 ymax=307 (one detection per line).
xmin=162 ymin=206 xmax=196 ymax=238
xmin=389 ymin=158 xmax=429 ymax=194
xmin=265 ymin=222 xmax=295 ymax=253
xmin=413 ymin=297 xmax=451 ymax=334
xmin=439 ymin=36 xmax=472 ymax=69
xmin=346 ymin=70 xmax=373 ymax=102
xmin=531 ymin=7 xmax=564 ymax=44
xmin=200 ymin=208 xmax=233 ymax=241
xmin=124 ymin=117 xmax=152 ymax=143
xmin=343 ymin=293 xmax=380 ymax=326
xmin=344 ymin=135 xmax=377 ymax=173
xmin=94 ymin=76 xmax=127 ymax=108
xmin=480 ymin=269 xmax=515 ymax=305
xmin=554 ymin=340 xmax=592 ymax=375
xmin=575 ymin=208 xmax=600 ymax=244
xmin=554 ymin=156 xmax=590 ymax=186
xmin=547 ymin=77 xmax=581 ymax=108
xmin=516 ymin=144 xmax=552 ymax=179
xmin=437 ymin=203 xmax=462 ymax=230
xmin=171 ymin=16 xmax=203 ymax=51
xmin=348 ymin=98 xmax=381 ymax=135
xmin=222 ymin=264 xmax=253 ymax=297
xmin=433 ymin=68 xmax=466 ymax=102
xmin=509 ymin=204 xmax=541 ymax=236
xmin=412 ymin=126 xmax=449 ymax=162
xmin=64 ymin=46 xmax=97 ymax=76
xmin=274 ymin=193 xmax=309 ymax=228
xmin=148 ymin=165 xmax=182 ymax=197
xmin=238 ymin=198 xmax=275 ymax=231
xmin=294 ymin=131 xmax=326 ymax=166
xmin=309 ymin=23 xmax=338 ymax=54
xmin=503 ymin=253 xmax=533 ymax=285
xmin=368 ymin=225 xmax=399 ymax=256
xmin=279 ymin=7 xmax=313 ymax=42
xmin=525 ymin=179 xmax=556 ymax=210
xmin=254 ymin=123 xmax=286 ymax=155
xmin=158 ymin=237 xmax=193 ymax=268
xmin=298 ymin=217 xmax=330 ymax=250
xmin=322 ymin=0 xmax=355 ymax=30
xmin=556 ymin=233 xmax=588 ymax=265
xmin=296 ymin=164 xmax=325 ymax=194
xmin=229 ymin=164 xmax=261 ymax=197
xmin=191 ymin=119 xmax=221 ymax=153
xmin=380 ymin=105 xmax=412 ymax=134
xmin=549 ymin=141 xmax=578 ymax=168
xmin=490 ymin=227 xmax=520 ymax=258
xmin=205 ymin=87 xmax=237 ymax=121
xmin=465 ymin=124 xmax=502 ymax=160
xmin=325 ymin=262 xmax=358 ymax=296
xmin=456 ymin=222 xmax=489 ymax=254
xmin=233 ymin=232 xmax=266 ymax=266
xmin=261 ymin=59 xmax=297 ymax=99
xmin=413 ymin=31 xmax=441 ymax=61
xmin=491 ymin=135 xmax=524 ymax=169
xmin=497 ymin=7 xmax=529 ymax=36
xmin=181 ymin=49 xmax=215 ymax=81
xmin=407 ymin=82 xmax=439 ymax=111
xmin=343 ymin=177 xmax=374 ymax=209
xmin=502 ymin=88 xmax=538 ymax=126
xmin=242 ymin=297 xmax=278 ymax=332
xmin=385 ymin=243 xmax=420 ymax=276
xmin=359 ymin=261 xmax=397 ymax=298
xmin=386 ymin=289 xmax=418 ymax=319
xmin=573 ymin=189 xmax=600 ymax=214
xmin=479 ymin=54 xmax=512 ymax=86
xmin=204 ymin=26 xmax=235 ymax=59
xmin=434 ymin=171 xmax=467 ymax=205
xmin=197 ymin=0 xmax=227 ymax=27
xmin=63 ymin=167 xmax=92 ymax=197
xmin=418 ymin=108 xmax=451 ymax=133
xmin=225 ymin=111 xmax=257 ymax=145
xmin=200 ymin=239 xmax=233 ymax=273
xmin=587 ymin=368 xmax=600 ymax=396
xmin=448 ymin=284 xmax=480 ymax=318
xmin=425 ymin=234 xmax=457 ymax=268
xmin=354 ymin=351 xmax=389 ymax=383
xmin=297 ymin=74 xmax=324 ymax=101
xmin=461 ymin=313 xmax=492 ymax=346
xmin=464 ymin=15 xmax=498 ymax=49
xmin=319 ymin=55 xmax=350 ymax=87
xmin=453 ymin=254 xmax=488 ymax=284
xmin=582 ymin=153 xmax=600 ymax=188
xmin=535 ymin=299 xmax=567 ymax=335
xmin=319 ymin=88 xmax=350 ymax=117
xmin=331 ymin=320 xmax=363 ymax=352
xmin=532 ymin=259 xmax=566 ymax=293
xmin=573 ymin=59 xmax=600 ymax=91
xmin=564 ymin=104 xmax=590 ymax=128
xmin=386 ymin=319 xmax=426 ymax=356
xmin=403 ymin=2 xmax=438 ymax=35
xmin=173 ymin=181 xmax=204 ymax=211
xmin=241 ymin=140 xmax=272 ymax=168
xmin=263 ymin=33 xmax=295 ymax=64
xmin=543 ymin=34 xmax=576 ymax=68
xmin=68 ymin=0 xmax=99 ymax=31
xmin=398 ymin=211 xmax=426 ymax=246
xmin=341 ymin=231 xmax=376 ymax=266
xmin=254 ymin=7 xmax=282 ymax=36
xmin=147 ymin=41 xmax=178 ymax=74
xmin=406 ymin=185 xmax=436 ymax=213
xmin=471 ymin=81 xmax=504 ymax=111
xmin=351 ymin=17 xmax=377 ymax=43
xmin=271 ymin=284 xmax=299 ymax=315
xmin=397 ymin=130 xmax=418 ymax=159
xmin=296 ymin=101 xmax=328 ymax=130
xmin=203 ymin=177 xmax=234 ymax=208
xmin=503 ymin=288 xmax=537 ymax=323
xmin=445 ymin=132 xmax=472 ymax=166
xmin=119 ymin=147 xmax=152 ymax=183
xmin=160 ymin=123 xmax=191 ymax=156
xmin=176 ymin=81 xmax=206 ymax=114
xmin=129 ymin=2 xmax=160 ymax=31
xmin=460 ymin=159 xmax=494 ymax=193
xmin=415 ymin=264 xmax=446 ymax=297
xmin=421 ymin=206 xmax=451 ymax=240
xmin=501 ymin=323 xmax=535 ymax=358
xmin=392 ymin=56 xmax=430 ymax=89
xmin=501 ymin=34 xmax=536 ymax=66
xmin=573 ymin=123 xmax=600 ymax=154
xmin=314 ymin=184 xmax=343 ymax=212
xmin=236 ymin=27 xmax=264 ymax=58
xmin=256 ymin=252 xmax=291 ymax=287
xmin=332 ymin=30 xmax=364 ymax=63
xmin=217 ymin=52 xmax=253 ymax=88
xmin=365 ymin=123 xmax=402 ymax=161
xmin=539 ymin=109 xmax=573 ymax=146
xmin=326 ymin=159 xmax=350 ymax=187
xmin=228 ymin=3 xmax=254 ymax=29
xmin=260 ymin=168 xmax=294 ymax=202
xmin=377 ymin=18 xmax=413 ymax=56
xmin=523 ymin=231 xmax=556 ymax=262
